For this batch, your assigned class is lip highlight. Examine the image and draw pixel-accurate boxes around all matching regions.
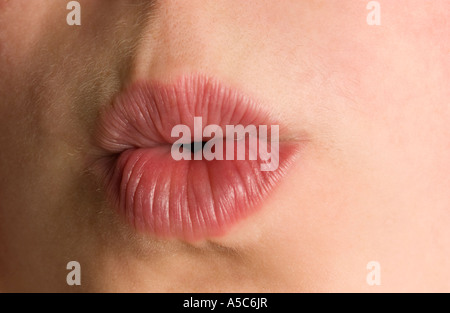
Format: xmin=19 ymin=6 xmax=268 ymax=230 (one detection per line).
xmin=94 ymin=75 xmax=298 ymax=241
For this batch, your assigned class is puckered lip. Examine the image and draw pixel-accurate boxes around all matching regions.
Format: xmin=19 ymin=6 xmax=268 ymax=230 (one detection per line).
xmin=93 ymin=75 xmax=300 ymax=241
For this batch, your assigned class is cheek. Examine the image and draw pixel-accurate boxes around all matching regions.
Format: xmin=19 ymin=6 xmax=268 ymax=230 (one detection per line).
xmin=0 ymin=2 xmax=68 ymax=167
xmin=0 ymin=2 xmax=54 ymax=75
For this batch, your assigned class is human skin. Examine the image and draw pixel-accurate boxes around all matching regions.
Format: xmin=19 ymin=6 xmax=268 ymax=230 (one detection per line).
xmin=0 ymin=0 xmax=449 ymax=292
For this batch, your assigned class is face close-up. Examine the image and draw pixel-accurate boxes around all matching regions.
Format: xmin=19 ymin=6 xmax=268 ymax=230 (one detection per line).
xmin=0 ymin=0 xmax=449 ymax=292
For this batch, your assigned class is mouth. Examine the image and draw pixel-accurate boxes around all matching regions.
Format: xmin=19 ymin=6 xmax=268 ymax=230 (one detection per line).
xmin=94 ymin=75 xmax=299 ymax=241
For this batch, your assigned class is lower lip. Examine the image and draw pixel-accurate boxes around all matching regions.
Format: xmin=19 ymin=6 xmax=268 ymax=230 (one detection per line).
xmin=95 ymin=76 xmax=299 ymax=241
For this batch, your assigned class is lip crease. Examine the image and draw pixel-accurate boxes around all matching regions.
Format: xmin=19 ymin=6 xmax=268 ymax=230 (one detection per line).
xmin=94 ymin=75 xmax=299 ymax=241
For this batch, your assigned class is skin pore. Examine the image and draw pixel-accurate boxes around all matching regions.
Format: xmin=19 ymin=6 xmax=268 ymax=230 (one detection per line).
xmin=0 ymin=0 xmax=449 ymax=292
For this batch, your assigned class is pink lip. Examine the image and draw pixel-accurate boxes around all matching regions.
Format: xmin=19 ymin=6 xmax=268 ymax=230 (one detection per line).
xmin=94 ymin=75 xmax=298 ymax=241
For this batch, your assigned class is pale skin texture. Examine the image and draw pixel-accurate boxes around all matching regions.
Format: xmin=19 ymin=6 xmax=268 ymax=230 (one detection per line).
xmin=0 ymin=0 xmax=449 ymax=292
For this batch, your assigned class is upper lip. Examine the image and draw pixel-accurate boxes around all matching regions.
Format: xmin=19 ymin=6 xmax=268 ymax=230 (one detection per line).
xmin=96 ymin=75 xmax=284 ymax=153
xmin=93 ymin=74 xmax=300 ymax=241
